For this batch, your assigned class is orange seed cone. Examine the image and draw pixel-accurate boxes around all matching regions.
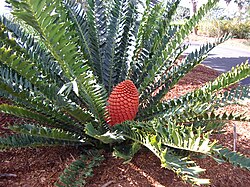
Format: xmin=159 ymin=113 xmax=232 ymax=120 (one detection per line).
xmin=106 ymin=80 xmax=139 ymax=126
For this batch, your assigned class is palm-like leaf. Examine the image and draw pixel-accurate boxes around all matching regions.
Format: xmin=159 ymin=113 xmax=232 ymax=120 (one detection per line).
xmin=212 ymin=145 xmax=250 ymax=171
xmin=56 ymin=150 xmax=104 ymax=187
xmin=0 ymin=124 xmax=89 ymax=149
xmin=114 ymin=121 xmax=211 ymax=185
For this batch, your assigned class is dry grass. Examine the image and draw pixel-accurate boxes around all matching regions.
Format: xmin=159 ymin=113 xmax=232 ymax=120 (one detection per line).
xmin=187 ymin=34 xmax=250 ymax=51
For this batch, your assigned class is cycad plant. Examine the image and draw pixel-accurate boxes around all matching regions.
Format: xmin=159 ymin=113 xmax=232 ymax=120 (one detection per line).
xmin=0 ymin=0 xmax=249 ymax=186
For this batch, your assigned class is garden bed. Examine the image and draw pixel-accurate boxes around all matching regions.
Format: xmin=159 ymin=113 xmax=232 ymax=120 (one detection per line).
xmin=0 ymin=64 xmax=249 ymax=187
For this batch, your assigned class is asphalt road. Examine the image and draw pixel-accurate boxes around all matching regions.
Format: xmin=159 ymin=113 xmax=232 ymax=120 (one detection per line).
xmin=185 ymin=42 xmax=250 ymax=85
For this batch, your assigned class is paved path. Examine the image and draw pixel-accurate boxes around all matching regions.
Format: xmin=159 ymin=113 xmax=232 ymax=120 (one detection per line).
xmin=185 ymin=41 xmax=250 ymax=85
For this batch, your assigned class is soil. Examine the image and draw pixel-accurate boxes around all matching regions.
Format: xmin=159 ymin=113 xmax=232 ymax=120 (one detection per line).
xmin=0 ymin=64 xmax=250 ymax=187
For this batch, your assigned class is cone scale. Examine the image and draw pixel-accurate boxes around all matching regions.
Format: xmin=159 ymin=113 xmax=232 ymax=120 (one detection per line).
xmin=106 ymin=80 xmax=139 ymax=126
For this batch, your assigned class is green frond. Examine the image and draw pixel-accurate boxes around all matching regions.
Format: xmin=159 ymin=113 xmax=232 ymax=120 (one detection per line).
xmin=0 ymin=46 xmax=45 ymax=87
xmin=9 ymin=124 xmax=86 ymax=142
xmin=0 ymin=61 xmax=93 ymax=128
xmin=214 ymin=85 xmax=250 ymax=106
xmin=208 ymin=61 xmax=250 ymax=92
xmin=131 ymin=0 xmax=219 ymax=90
xmin=8 ymin=0 xmax=87 ymax=80
xmin=100 ymin=0 xmax=139 ymax=92
xmin=0 ymin=104 xmax=54 ymax=124
xmin=74 ymin=73 xmax=107 ymax=125
xmin=134 ymin=0 xmax=166 ymax=57
xmin=188 ymin=110 xmax=249 ymax=123
xmin=0 ymin=64 xmax=34 ymax=97
xmin=162 ymin=103 xmax=248 ymax=124
xmin=149 ymin=0 xmax=181 ymax=53
xmin=113 ymin=141 xmax=141 ymax=163
xmin=114 ymin=122 xmax=210 ymax=186
xmin=1 ymin=15 xmax=106 ymax=125
xmin=157 ymin=122 xmax=216 ymax=154
xmin=0 ymin=123 xmax=92 ymax=150
xmin=66 ymin=0 xmax=138 ymax=93
xmin=115 ymin=121 xmax=215 ymax=154
xmin=130 ymin=1 xmax=166 ymax=85
xmin=56 ymin=0 xmax=107 ymax=123
xmin=174 ymin=85 xmax=250 ymax=123
xmin=62 ymin=0 xmax=120 ymax=123
xmin=137 ymin=44 xmax=189 ymax=109
xmin=212 ymin=145 xmax=250 ymax=171
xmin=1 ymin=17 xmax=88 ymax=120
xmin=0 ymin=81 xmax=79 ymax=131
xmin=0 ymin=66 xmax=91 ymax=132
xmin=0 ymin=22 xmax=27 ymax=56
xmin=0 ymin=37 xmax=64 ymax=101
xmin=114 ymin=0 xmax=137 ymax=84
xmin=171 ymin=62 xmax=250 ymax=123
xmin=0 ymin=45 xmax=68 ymax=118
xmin=63 ymin=0 xmax=103 ymax=83
xmin=90 ymin=0 xmax=109 ymax=84
xmin=193 ymin=121 xmax=226 ymax=133
xmin=0 ymin=134 xmax=83 ymax=150
xmin=130 ymin=0 xmax=181 ymax=86
xmin=102 ymin=0 xmax=123 ymax=92
xmin=56 ymin=150 xmax=104 ymax=187
xmin=139 ymin=61 xmax=250 ymax=122
xmin=85 ymin=123 xmax=124 ymax=144
xmin=161 ymin=150 xmax=210 ymax=185
xmin=0 ymin=16 xmax=65 ymax=83
xmin=138 ymin=34 xmax=231 ymax=114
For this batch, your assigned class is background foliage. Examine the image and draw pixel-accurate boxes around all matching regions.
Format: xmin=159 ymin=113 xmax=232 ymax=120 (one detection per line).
xmin=198 ymin=19 xmax=250 ymax=39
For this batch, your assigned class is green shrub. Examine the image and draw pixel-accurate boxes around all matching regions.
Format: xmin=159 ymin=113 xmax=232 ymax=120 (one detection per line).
xmin=229 ymin=20 xmax=250 ymax=39
xmin=199 ymin=19 xmax=250 ymax=39
xmin=0 ymin=0 xmax=249 ymax=186
xmin=198 ymin=19 xmax=224 ymax=37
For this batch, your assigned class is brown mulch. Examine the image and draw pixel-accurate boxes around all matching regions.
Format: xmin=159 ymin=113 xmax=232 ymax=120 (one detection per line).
xmin=0 ymin=64 xmax=250 ymax=187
